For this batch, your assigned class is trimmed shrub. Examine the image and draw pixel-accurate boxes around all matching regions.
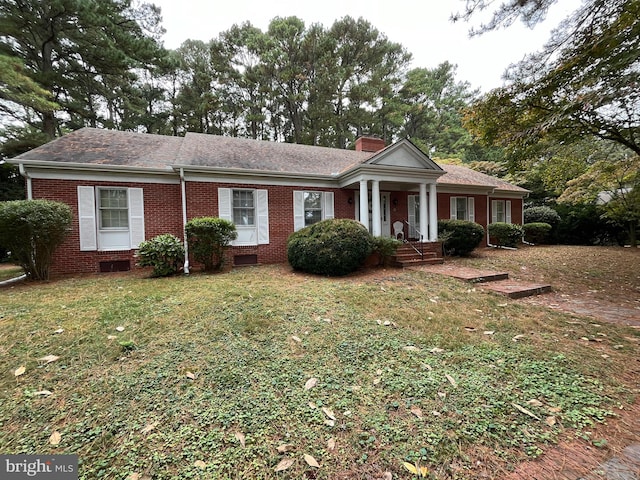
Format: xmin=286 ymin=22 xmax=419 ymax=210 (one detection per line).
xmin=523 ymin=222 xmax=552 ymax=244
xmin=136 ymin=234 xmax=185 ymax=277
xmin=185 ymin=217 xmax=237 ymax=271
xmin=287 ymin=219 xmax=373 ymax=276
xmin=437 ymin=219 xmax=485 ymax=256
xmin=524 ymin=206 xmax=561 ymax=227
xmin=0 ymin=199 xmax=72 ymax=280
xmin=371 ymin=236 xmax=402 ymax=266
xmin=488 ymin=222 xmax=524 ymax=248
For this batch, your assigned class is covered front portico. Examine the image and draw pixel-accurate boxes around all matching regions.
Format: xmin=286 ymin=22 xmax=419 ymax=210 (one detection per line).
xmin=337 ymin=139 xmax=445 ymax=242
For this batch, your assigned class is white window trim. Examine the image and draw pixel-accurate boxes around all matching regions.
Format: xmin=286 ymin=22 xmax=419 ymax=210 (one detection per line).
xmin=219 ymin=187 xmax=269 ymax=245
xmin=77 ymin=186 xmax=145 ymax=252
xmin=293 ymin=190 xmax=335 ymax=231
xmin=450 ymin=196 xmax=475 ymax=222
xmin=491 ymin=199 xmax=512 ymax=224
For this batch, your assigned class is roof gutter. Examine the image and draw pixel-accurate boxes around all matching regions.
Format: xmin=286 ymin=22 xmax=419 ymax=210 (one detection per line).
xmin=18 ymin=163 xmax=32 ymax=200
xmin=179 ymin=168 xmax=190 ymax=275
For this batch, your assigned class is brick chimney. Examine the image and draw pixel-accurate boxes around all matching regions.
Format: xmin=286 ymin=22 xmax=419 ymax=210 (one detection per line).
xmin=355 ymin=136 xmax=386 ymax=153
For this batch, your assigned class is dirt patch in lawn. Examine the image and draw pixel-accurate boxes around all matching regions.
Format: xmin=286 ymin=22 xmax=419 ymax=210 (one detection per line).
xmin=446 ymin=245 xmax=640 ymax=326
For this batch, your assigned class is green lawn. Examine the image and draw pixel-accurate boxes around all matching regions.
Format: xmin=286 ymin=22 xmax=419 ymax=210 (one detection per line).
xmin=1 ymin=258 xmax=637 ymax=479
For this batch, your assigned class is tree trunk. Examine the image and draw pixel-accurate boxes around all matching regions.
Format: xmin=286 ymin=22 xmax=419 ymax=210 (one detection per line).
xmin=629 ymin=221 xmax=637 ymax=248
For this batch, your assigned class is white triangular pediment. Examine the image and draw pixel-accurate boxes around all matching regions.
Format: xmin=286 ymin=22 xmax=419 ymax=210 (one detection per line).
xmin=366 ymin=139 xmax=444 ymax=171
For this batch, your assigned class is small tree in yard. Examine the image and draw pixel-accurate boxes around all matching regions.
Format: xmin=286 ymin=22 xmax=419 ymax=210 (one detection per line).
xmin=0 ymin=200 xmax=72 ymax=280
xmin=136 ymin=234 xmax=185 ymax=277
xmin=185 ymin=217 xmax=237 ymax=271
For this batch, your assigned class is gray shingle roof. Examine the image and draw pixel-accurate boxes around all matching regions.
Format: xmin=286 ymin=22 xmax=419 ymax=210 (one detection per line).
xmin=15 ymin=128 xmax=527 ymax=193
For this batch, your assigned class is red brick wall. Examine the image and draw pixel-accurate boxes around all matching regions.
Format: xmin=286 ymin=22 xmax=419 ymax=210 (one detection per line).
xmin=32 ymin=178 xmax=182 ymax=276
xmin=31 ymin=176 xmax=523 ymax=275
xmin=185 ymin=182 xmax=354 ymax=265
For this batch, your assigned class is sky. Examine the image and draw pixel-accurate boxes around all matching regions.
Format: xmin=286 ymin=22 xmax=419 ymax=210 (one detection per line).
xmin=150 ymin=0 xmax=580 ymax=93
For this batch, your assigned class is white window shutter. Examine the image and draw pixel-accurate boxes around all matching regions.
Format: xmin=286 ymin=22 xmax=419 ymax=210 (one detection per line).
xmin=218 ymin=188 xmax=232 ymax=222
xmin=257 ymin=189 xmax=269 ymax=244
xmin=491 ymin=200 xmax=498 ymax=224
xmin=506 ymin=200 xmax=512 ymax=223
xmin=450 ymin=197 xmax=457 ymax=220
xmin=468 ymin=197 xmax=475 ymax=222
xmin=408 ymin=195 xmax=417 ymax=226
xmin=128 ymin=188 xmax=145 ymax=248
xmin=293 ymin=191 xmax=305 ymax=231
xmin=77 ymin=186 xmax=97 ymax=251
xmin=323 ymin=192 xmax=334 ymax=220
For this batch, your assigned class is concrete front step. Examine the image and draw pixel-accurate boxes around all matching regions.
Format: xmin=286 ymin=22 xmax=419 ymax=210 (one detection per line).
xmin=393 ymin=257 xmax=444 ymax=267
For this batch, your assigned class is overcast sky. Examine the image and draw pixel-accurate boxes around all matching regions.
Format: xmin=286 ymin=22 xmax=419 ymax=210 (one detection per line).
xmin=151 ymin=0 xmax=579 ymax=93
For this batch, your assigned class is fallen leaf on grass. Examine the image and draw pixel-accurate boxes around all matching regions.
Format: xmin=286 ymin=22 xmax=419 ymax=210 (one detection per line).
xmin=437 ymin=391 xmax=446 ymax=399
xmin=33 ymin=390 xmax=53 ymax=396
xmin=304 ymin=377 xmax=318 ymax=390
xmin=14 ymin=366 xmax=26 ymax=377
xmin=185 ymin=371 xmax=196 ymax=380
xmin=194 ymin=460 xmax=206 ymax=469
xmin=512 ymin=334 xmax=525 ymax=342
xmin=291 ymin=335 xmax=302 ymax=343
xmin=512 ymin=403 xmax=541 ymax=420
xmin=53 ymin=328 xmax=64 ymax=334
xmin=274 ymin=458 xmax=294 ymax=472
xmin=115 ymin=326 xmax=125 ymax=332
xmin=403 ymin=462 xmax=429 ymax=477
xmin=430 ymin=347 xmax=444 ymax=354
xmin=322 ymin=407 xmax=336 ymax=420
xmin=235 ymin=431 xmax=246 ymax=447
xmin=140 ymin=422 xmax=157 ymax=434
xmin=545 ymin=416 xmax=557 ymax=426
xmin=410 ymin=405 xmax=423 ymax=419
xmin=38 ymin=355 xmax=59 ymax=364
xmin=277 ymin=443 xmax=295 ymax=453
xmin=49 ymin=431 xmax=61 ymax=446
xmin=403 ymin=346 xmax=420 ymax=352
xmin=304 ymin=454 xmax=320 ymax=468
xmin=324 ymin=419 xmax=335 ymax=427
xmin=484 ymin=331 xmax=495 ymax=335
xmin=445 ymin=374 xmax=458 ymax=388
xmin=464 ymin=327 xmax=477 ymax=332
xmin=527 ymin=399 xmax=543 ymax=407
xmin=107 ymin=335 xmax=117 ymax=340
xmin=327 ymin=438 xmax=336 ymax=450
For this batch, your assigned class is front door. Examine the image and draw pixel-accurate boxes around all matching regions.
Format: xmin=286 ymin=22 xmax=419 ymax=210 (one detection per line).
xmin=356 ymin=191 xmax=391 ymax=237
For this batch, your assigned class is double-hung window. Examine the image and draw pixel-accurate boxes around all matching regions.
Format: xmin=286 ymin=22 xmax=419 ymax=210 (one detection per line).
xmin=233 ymin=190 xmax=255 ymax=226
xmin=219 ymin=187 xmax=269 ymax=246
xmin=450 ymin=196 xmax=475 ymax=222
xmin=293 ymin=191 xmax=334 ymax=231
xmin=77 ymin=186 xmax=145 ymax=251
xmin=491 ymin=199 xmax=512 ymax=223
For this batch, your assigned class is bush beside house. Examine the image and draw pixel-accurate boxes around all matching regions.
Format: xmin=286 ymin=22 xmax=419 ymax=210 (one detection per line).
xmin=136 ymin=234 xmax=185 ymax=277
xmin=185 ymin=217 xmax=237 ymax=271
xmin=0 ymin=199 xmax=72 ymax=280
xmin=287 ymin=219 xmax=373 ymax=276
xmin=437 ymin=220 xmax=485 ymax=256
xmin=488 ymin=222 xmax=524 ymax=248
xmin=523 ymin=222 xmax=552 ymax=244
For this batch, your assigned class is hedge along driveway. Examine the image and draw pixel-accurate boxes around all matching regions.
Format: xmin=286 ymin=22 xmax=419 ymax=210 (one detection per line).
xmin=0 ymin=263 xmax=637 ymax=479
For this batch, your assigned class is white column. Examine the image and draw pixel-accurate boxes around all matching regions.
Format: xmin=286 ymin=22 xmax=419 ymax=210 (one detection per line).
xmin=371 ymin=180 xmax=381 ymax=236
xmin=429 ymin=182 xmax=438 ymax=241
xmin=359 ymin=180 xmax=369 ymax=230
xmin=419 ymin=183 xmax=428 ymax=242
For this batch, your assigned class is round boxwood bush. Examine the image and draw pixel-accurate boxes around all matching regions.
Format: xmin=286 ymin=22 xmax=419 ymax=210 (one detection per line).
xmin=437 ymin=219 xmax=485 ymax=256
xmin=488 ymin=222 xmax=524 ymax=248
xmin=136 ymin=234 xmax=185 ymax=277
xmin=523 ymin=222 xmax=552 ymax=244
xmin=524 ymin=206 xmax=561 ymax=227
xmin=287 ymin=219 xmax=373 ymax=276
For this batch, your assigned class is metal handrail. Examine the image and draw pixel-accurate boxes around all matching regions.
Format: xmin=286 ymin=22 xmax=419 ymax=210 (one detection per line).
xmin=404 ymin=221 xmax=424 ymax=258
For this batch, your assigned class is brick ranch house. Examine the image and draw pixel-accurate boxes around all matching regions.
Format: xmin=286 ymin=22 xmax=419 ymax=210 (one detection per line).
xmin=9 ymin=128 xmax=528 ymax=275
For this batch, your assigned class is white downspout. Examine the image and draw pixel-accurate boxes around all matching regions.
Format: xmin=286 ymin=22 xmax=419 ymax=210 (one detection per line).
xmin=179 ymin=168 xmax=190 ymax=274
xmin=19 ymin=164 xmax=32 ymax=199
xmin=487 ymin=188 xmax=496 ymax=248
